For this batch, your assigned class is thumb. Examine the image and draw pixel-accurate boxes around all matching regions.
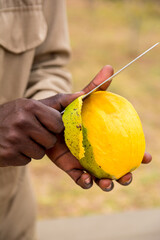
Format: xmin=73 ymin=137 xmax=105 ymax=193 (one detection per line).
xmin=82 ymin=65 xmax=114 ymax=94
xmin=40 ymin=65 xmax=114 ymax=111
xmin=39 ymin=92 xmax=83 ymax=112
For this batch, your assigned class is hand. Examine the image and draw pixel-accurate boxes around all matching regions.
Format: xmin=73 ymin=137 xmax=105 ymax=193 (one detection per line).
xmin=42 ymin=65 xmax=152 ymax=191
xmin=0 ymin=98 xmax=64 ymax=167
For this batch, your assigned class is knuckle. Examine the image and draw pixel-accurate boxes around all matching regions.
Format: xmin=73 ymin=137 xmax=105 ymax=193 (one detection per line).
xmin=24 ymin=99 xmax=38 ymax=112
xmin=7 ymin=131 xmax=19 ymax=144
xmin=15 ymin=111 xmax=28 ymax=127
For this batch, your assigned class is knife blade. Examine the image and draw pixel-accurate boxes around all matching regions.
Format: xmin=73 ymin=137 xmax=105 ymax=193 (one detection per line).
xmin=82 ymin=42 xmax=159 ymax=100
xmin=61 ymin=42 xmax=159 ymax=114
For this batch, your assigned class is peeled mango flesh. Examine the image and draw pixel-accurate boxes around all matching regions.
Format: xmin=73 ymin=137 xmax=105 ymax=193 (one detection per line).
xmin=62 ymin=91 xmax=145 ymax=180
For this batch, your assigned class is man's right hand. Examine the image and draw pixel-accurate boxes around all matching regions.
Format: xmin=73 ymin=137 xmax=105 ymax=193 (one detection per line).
xmin=0 ymin=98 xmax=64 ymax=167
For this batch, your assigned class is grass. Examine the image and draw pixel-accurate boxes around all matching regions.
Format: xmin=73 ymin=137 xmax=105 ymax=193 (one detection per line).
xmin=29 ymin=0 xmax=160 ymax=219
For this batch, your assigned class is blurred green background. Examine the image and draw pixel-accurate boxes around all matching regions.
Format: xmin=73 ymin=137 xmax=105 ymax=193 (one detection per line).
xmin=30 ymin=0 xmax=160 ymax=219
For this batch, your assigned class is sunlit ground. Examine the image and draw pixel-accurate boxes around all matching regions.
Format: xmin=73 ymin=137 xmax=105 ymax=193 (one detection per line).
xmin=29 ymin=0 xmax=160 ymax=219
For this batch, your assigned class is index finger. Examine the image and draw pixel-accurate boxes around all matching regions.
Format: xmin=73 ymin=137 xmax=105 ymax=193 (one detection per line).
xmin=33 ymin=101 xmax=64 ymax=134
xmin=82 ymin=65 xmax=114 ymax=94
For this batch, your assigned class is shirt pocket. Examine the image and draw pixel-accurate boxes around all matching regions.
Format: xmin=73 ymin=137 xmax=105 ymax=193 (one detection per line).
xmin=0 ymin=1 xmax=47 ymax=54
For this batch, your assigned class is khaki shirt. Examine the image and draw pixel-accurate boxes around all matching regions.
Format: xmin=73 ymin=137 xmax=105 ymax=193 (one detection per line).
xmin=0 ymin=0 xmax=72 ymax=238
xmin=0 ymin=0 xmax=72 ymax=104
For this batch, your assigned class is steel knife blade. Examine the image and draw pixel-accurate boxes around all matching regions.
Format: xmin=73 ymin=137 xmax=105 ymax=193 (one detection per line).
xmin=61 ymin=42 xmax=159 ymax=114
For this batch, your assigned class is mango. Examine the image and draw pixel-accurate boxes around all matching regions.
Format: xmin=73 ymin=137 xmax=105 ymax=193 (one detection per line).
xmin=62 ymin=91 xmax=145 ymax=180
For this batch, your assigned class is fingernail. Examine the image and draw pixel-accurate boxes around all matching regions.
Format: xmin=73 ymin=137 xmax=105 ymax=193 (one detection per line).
xmin=122 ymin=178 xmax=132 ymax=186
xmin=84 ymin=177 xmax=92 ymax=188
xmin=104 ymin=182 xmax=114 ymax=192
xmin=85 ymin=177 xmax=91 ymax=185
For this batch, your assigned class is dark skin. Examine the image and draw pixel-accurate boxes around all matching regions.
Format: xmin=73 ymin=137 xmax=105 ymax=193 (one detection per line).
xmin=41 ymin=65 xmax=152 ymax=191
xmin=0 ymin=65 xmax=151 ymax=191
xmin=0 ymin=98 xmax=64 ymax=166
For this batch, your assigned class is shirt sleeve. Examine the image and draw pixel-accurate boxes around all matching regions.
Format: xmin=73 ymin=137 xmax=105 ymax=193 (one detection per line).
xmin=24 ymin=0 xmax=72 ymax=100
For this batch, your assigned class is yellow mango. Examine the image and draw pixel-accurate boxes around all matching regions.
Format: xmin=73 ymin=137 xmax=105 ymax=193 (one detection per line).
xmin=62 ymin=91 xmax=145 ymax=180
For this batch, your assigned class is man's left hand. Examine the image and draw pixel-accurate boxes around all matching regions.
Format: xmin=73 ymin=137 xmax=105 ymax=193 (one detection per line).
xmin=40 ymin=65 xmax=152 ymax=191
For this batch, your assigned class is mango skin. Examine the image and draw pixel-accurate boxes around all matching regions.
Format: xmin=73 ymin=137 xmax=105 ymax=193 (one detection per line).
xmin=63 ymin=91 xmax=145 ymax=180
xmin=62 ymin=95 xmax=85 ymax=160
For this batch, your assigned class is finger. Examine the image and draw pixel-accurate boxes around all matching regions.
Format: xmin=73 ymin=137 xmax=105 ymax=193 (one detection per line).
xmin=67 ymin=169 xmax=93 ymax=189
xmin=95 ymin=178 xmax=114 ymax=192
xmin=142 ymin=152 xmax=152 ymax=164
xmin=39 ymin=92 xmax=83 ymax=111
xmin=77 ymin=172 xmax=93 ymax=189
xmin=28 ymin=116 xmax=57 ymax=149
xmin=34 ymin=101 xmax=64 ymax=133
xmin=47 ymin=135 xmax=93 ymax=189
xmin=49 ymin=149 xmax=92 ymax=189
xmin=40 ymin=65 xmax=114 ymax=111
xmin=117 ymin=172 xmax=133 ymax=186
xmin=20 ymin=138 xmax=45 ymax=160
xmin=82 ymin=65 xmax=114 ymax=94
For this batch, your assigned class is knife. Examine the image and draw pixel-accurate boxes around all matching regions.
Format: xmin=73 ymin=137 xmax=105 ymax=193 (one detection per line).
xmin=61 ymin=42 xmax=159 ymax=114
